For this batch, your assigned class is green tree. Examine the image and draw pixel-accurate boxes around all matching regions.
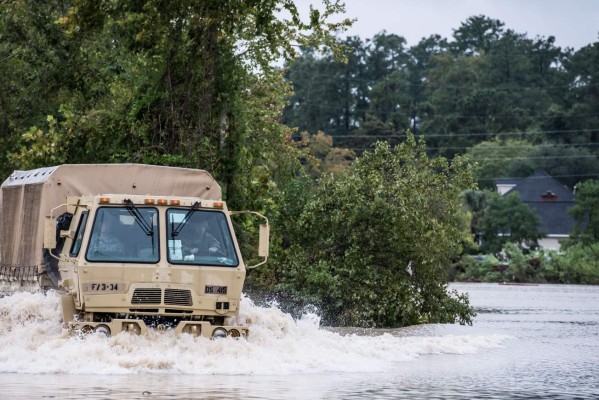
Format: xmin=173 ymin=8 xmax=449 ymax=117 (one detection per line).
xmin=5 ymin=0 xmax=352 ymax=209
xmin=368 ymin=69 xmax=414 ymax=133
xmin=467 ymin=139 xmax=599 ymax=189
xmin=548 ymin=243 xmax=599 ymax=284
xmin=480 ymin=192 xmax=543 ymax=253
xmin=365 ymin=32 xmax=408 ymax=80
xmin=0 ymin=0 xmax=77 ymax=177
xmin=420 ymin=52 xmax=495 ymax=156
xmin=569 ymin=179 xmax=599 ymax=244
xmin=295 ymin=131 xmax=355 ymax=178
xmin=461 ymin=189 xmax=488 ymax=248
xmin=277 ymin=133 xmax=476 ymax=327
xmin=422 ymin=18 xmax=568 ymax=159
xmin=405 ymin=34 xmax=448 ymax=134
xmin=562 ymin=42 xmax=599 ymax=148
xmin=526 ymin=145 xmax=599 ymax=188
xmin=467 ymin=139 xmax=535 ymax=188
xmin=283 ymin=36 xmax=366 ymax=137
xmin=452 ymin=15 xmax=504 ymax=55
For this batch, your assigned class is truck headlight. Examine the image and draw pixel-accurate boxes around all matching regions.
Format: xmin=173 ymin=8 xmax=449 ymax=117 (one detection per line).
xmin=95 ymin=324 xmax=111 ymax=337
xmin=212 ymin=327 xmax=228 ymax=339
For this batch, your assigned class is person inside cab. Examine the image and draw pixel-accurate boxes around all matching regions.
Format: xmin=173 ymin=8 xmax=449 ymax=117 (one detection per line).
xmin=183 ymin=219 xmax=221 ymax=256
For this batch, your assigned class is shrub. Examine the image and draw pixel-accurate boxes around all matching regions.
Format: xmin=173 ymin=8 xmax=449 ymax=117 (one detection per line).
xmin=275 ymin=133 xmax=476 ymax=327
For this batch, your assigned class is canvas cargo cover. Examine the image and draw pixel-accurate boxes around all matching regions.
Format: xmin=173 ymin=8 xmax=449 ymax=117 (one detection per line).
xmin=0 ymin=164 xmax=221 ymax=282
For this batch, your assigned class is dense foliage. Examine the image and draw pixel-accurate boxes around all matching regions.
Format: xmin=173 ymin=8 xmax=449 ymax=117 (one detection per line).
xmin=0 ymin=0 xmax=351 ymax=206
xmin=271 ymin=135 xmax=475 ymax=326
xmin=479 ymin=191 xmax=543 ymax=253
xmin=450 ymin=243 xmax=599 ymax=285
xmin=283 ymin=16 xmax=599 ymax=188
xmin=568 ymin=180 xmax=599 ymax=245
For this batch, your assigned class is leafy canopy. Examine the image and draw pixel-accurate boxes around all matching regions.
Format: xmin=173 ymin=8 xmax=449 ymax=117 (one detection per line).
xmin=480 ymin=191 xmax=543 ymax=253
xmin=569 ymin=179 xmax=599 ymax=245
xmin=276 ymin=132 xmax=476 ymax=327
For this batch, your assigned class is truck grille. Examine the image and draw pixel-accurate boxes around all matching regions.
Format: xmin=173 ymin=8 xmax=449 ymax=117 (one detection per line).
xmin=164 ymin=289 xmax=192 ymax=306
xmin=131 ymin=288 xmax=162 ymax=304
xmin=130 ymin=288 xmax=192 ymax=306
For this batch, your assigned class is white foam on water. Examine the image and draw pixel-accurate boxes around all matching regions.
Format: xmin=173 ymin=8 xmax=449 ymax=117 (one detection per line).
xmin=0 ymin=291 xmax=510 ymax=375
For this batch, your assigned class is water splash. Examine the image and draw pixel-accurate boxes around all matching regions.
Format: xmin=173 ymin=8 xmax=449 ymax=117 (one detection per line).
xmin=0 ymin=291 xmax=509 ymax=375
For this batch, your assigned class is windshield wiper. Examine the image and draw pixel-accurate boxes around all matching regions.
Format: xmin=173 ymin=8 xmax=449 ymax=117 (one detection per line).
xmin=171 ymin=201 xmax=200 ymax=239
xmin=124 ymin=198 xmax=154 ymax=237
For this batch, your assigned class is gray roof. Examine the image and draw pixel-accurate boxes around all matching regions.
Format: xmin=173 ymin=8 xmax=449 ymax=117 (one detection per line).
xmin=502 ymin=170 xmax=576 ymax=236
xmin=527 ymin=201 xmax=575 ymax=236
xmin=504 ymin=170 xmax=574 ymax=202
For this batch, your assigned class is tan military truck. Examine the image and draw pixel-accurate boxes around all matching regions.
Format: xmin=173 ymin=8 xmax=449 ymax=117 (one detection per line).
xmin=0 ymin=164 xmax=269 ymax=338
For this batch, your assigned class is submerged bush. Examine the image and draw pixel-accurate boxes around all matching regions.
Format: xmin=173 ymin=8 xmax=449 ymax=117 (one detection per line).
xmin=275 ymin=134 xmax=476 ymax=327
xmin=450 ymin=254 xmax=503 ymax=282
xmin=546 ymin=243 xmax=599 ymax=284
xmin=453 ymin=242 xmax=599 ymax=285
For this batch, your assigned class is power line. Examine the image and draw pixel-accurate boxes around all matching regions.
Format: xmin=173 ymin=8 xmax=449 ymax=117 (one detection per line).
xmin=325 ymin=128 xmax=599 ymax=139
xmin=346 ymin=143 xmax=599 ymax=152
xmin=288 ymin=71 xmax=599 ymax=91
xmin=289 ymin=102 xmax=599 ymax=119
xmin=478 ymin=173 xmax=599 ymax=181
xmin=445 ymin=142 xmax=599 ymax=150
xmin=468 ymin=155 xmax=598 ymax=161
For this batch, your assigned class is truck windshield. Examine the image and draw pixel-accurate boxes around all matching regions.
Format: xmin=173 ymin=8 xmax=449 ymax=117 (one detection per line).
xmin=167 ymin=209 xmax=239 ymax=267
xmin=86 ymin=207 xmax=159 ymax=263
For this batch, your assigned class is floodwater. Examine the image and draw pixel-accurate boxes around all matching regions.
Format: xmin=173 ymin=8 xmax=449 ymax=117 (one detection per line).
xmin=1 ymin=283 xmax=598 ymax=399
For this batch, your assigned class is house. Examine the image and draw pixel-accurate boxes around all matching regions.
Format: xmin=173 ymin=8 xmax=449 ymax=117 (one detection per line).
xmin=496 ymin=170 xmax=576 ymax=250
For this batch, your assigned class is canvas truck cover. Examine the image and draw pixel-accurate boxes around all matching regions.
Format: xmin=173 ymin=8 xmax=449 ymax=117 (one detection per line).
xmin=0 ymin=164 xmax=221 ymax=283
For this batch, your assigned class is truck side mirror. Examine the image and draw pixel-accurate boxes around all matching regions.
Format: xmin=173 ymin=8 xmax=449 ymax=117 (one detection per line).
xmin=44 ymin=216 xmax=57 ymax=249
xmin=258 ymin=224 xmax=269 ymax=257
xmin=230 ymin=210 xmax=269 ymax=269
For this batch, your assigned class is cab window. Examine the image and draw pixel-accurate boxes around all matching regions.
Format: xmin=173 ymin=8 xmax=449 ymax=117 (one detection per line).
xmin=86 ymin=207 xmax=159 ymax=263
xmin=167 ymin=209 xmax=238 ymax=267
xmin=69 ymin=211 xmax=88 ymax=257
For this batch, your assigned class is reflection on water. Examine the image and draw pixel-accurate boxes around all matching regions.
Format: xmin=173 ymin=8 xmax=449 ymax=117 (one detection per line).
xmin=1 ymin=283 xmax=598 ymax=399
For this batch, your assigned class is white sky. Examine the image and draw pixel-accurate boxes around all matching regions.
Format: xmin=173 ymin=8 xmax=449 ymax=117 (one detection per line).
xmin=310 ymin=0 xmax=599 ymax=50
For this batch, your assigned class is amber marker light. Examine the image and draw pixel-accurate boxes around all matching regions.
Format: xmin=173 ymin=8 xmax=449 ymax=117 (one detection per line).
xmin=144 ymin=198 xmax=155 ymax=204
xmin=157 ymin=199 xmax=168 ymax=205
xmin=99 ymin=197 xmax=110 ymax=204
xmin=214 ymin=201 xmax=224 ymax=209
xmin=170 ymin=199 xmax=181 ymax=206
